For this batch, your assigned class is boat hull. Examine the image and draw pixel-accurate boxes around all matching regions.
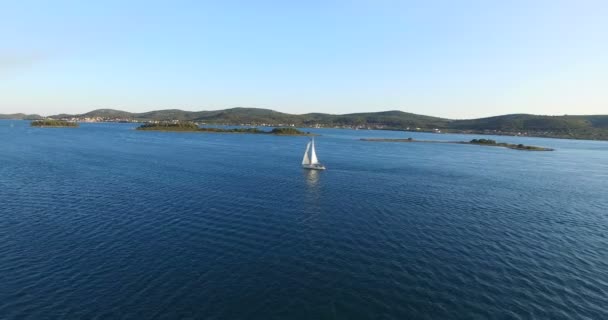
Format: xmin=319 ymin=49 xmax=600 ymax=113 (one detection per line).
xmin=302 ymin=164 xmax=326 ymax=170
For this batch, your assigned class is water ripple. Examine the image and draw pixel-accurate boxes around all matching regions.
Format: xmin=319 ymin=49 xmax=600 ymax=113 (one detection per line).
xmin=0 ymin=121 xmax=607 ymax=319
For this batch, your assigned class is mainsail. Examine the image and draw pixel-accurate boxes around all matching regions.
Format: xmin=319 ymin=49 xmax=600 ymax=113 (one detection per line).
xmin=310 ymin=139 xmax=319 ymax=164
xmin=301 ymin=138 xmax=326 ymax=170
xmin=302 ymin=142 xmax=311 ymax=165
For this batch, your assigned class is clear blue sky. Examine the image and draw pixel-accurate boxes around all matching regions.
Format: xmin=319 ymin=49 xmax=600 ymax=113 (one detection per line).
xmin=1 ymin=0 xmax=606 ymax=118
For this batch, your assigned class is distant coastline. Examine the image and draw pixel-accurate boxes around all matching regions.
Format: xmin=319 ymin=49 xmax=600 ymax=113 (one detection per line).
xmin=3 ymin=108 xmax=607 ymax=140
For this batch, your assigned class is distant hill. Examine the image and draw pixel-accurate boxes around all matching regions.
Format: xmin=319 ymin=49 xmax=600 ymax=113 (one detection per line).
xmin=82 ymin=109 xmax=134 ymax=119
xmin=448 ymin=114 xmax=608 ymax=140
xmin=0 ymin=113 xmax=43 ymax=120
xmin=47 ymin=108 xmax=608 ymax=140
xmin=52 ymin=108 xmax=450 ymax=128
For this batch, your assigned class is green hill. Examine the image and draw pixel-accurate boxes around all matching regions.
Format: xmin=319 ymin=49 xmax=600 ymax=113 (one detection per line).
xmin=54 ymin=108 xmax=448 ymax=128
xmin=47 ymin=108 xmax=608 ymax=140
xmin=448 ymin=114 xmax=608 ymax=140
xmin=81 ymin=109 xmax=134 ymax=119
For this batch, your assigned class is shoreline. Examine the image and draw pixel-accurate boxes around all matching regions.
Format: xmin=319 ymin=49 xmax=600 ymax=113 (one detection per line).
xmin=396 ymin=129 xmax=605 ymax=142
xmin=128 ymin=126 xmax=608 ymax=142
xmin=360 ymin=138 xmax=554 ymax=151
xmin=135 ymin=125 xmax=314 ymax=136
xmin=31 ymin=126 xmax=79 ymax=128
xmin=135 ymin=128 xmax=315 ymax=136
xmin=10 ymin=119 xmax=604 ymax=142
xmin=30 ymin=119 xmax=79 ymax=128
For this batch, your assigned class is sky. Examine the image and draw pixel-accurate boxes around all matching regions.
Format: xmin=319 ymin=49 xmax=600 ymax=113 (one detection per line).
xmin=1 ymin=0 xmax=607 ymax=118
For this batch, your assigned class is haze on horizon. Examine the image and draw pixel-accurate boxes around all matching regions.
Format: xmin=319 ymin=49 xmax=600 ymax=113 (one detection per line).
xmin=1 ymin=0 xmax=606 ymax=119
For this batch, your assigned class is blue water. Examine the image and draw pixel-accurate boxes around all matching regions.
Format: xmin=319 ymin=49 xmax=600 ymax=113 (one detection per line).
xmin=1 ymin=120 xmax=607 ymax=319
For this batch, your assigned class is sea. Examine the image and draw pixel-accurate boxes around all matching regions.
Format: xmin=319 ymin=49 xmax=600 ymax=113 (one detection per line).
xmin=1 ymin=120 xmax=607 ymax=319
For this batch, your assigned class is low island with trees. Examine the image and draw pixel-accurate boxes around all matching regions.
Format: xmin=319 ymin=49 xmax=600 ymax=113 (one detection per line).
xmin=31 ymin=120 xmax=79 ymax=128
xmin=361 ymin=137 xmax=554 ymax=151
xmin=465 ymin=139 xmax=554 ymax=151
xmin=136 ymin=122 xmax=311 ymax=135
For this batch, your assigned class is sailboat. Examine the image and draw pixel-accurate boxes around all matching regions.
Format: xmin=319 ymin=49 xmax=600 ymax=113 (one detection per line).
xmin=302 ymin=137 xmax=326 ymax=170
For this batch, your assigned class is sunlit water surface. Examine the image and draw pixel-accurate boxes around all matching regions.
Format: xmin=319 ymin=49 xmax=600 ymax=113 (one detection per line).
xmin=1 ymin=120 xmax=607 ymax=319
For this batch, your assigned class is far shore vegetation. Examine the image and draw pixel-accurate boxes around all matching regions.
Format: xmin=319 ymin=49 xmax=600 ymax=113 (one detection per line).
xmin=31 ymin=119 xmax=79 ymax=127
xmin=360 ymin=137 xmax=554 ymax=151
xmin=24 ymin=107 xmax=608 ymax=140
xmin=136 ymin=122 xmax=311 ymax=135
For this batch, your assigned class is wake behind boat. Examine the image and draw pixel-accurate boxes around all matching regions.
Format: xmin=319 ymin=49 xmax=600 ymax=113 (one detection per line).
xmin=302 ymin=138 xmax=326 ymax=170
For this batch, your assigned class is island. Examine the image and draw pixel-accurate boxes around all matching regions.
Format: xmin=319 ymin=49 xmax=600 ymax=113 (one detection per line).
xmin=31 ymin=120 xmax=79 ymax=127
xmin=360 ymin=138 xmax=554 ymax=151
xmin=466 ymin=139 xmax=554 ymax=151
xmin=136 ymin=122 xmax=312 ymax=135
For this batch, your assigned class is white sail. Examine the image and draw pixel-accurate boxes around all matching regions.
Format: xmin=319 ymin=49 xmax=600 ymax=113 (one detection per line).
xmin=302 ymin=142 xmax=311 ymax=165
xmin=310 ymin=139 xmax=319 ymax=164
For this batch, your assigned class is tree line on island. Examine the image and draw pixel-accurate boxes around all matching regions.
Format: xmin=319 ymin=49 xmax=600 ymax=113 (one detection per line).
xmin=31 ymin=120 xmax=79 ymax=127
xmin=136 ymin=122 xmax=310 ymax=135
xmin=468 ymin=139 xmax=553 ymax=151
